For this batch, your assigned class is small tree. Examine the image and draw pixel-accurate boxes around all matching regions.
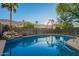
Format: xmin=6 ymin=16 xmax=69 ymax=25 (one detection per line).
xmin=58 ymin=21 xmax=73 ymax=30
xmin=56 ymin=3 xmax=79 ymax=23
xmin=24 ymin=22 xmax=34 ymax=28
xmin=3 ymin=25 xmax=10 ymax=32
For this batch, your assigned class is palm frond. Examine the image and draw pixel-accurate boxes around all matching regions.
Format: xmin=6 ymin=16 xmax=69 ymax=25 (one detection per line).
xmin=1 ymin=3 xmax=18 ymax=13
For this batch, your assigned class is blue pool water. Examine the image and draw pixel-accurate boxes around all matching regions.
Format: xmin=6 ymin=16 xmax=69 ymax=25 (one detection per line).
xmin=3 ymin=35 xmax=79 ymax=56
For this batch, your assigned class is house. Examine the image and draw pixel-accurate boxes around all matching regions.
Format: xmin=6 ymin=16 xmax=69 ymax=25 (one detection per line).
xmin=34 ymin=19 xmax=58 ymax=29
xmin=0 ymin=19 xmax=24 ymax=28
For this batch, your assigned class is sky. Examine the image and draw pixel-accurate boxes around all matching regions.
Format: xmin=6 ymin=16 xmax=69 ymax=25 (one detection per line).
xmin=0 ymin=3 xmax=57 ymax=24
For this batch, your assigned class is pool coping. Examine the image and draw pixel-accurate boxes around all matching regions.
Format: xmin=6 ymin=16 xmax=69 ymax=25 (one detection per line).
xmin=66 ymin=37 xmax=79 ymax=52
xmin=66 ymin=43 xmax=79 ymax=52
xmin=0 ymin=40 xmax=6 ymax=56
xmin=7 ymin=33 xmax=76 ymax=40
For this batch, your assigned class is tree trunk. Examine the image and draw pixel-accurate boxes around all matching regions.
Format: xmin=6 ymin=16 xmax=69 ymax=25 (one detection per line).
xmin=10 ymin=4 xmax=12 ymax=30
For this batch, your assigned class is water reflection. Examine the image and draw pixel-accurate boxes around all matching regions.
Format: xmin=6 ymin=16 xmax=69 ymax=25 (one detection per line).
xmin=46 ymin=36 xmax=65 ymax=47
xmin=46 ymin=36 xmax=56 ymax=46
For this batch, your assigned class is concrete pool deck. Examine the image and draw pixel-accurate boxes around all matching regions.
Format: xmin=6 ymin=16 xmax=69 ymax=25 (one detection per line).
xmin=67 ymin=37 xmax=79 ymax=51
xmin=0 ymin=40 xmax=6 ymax=56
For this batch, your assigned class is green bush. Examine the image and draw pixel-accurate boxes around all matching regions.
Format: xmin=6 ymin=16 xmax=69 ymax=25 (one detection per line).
xmin=24 ymin=22 xmax=34 ymax=28
xmin=58 ymin=21 xmax=73 ymax=29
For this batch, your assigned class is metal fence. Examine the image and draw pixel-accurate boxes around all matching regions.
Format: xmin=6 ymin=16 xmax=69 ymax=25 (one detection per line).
xmin=0 ymin=25 xmax=79 ymax=36
xmin=13 ymin=27 xmax=79 ymax=36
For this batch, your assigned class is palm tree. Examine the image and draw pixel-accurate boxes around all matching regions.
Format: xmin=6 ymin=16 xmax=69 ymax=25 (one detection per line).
xmin=35 ymin=21 xmax=38 ymax=25
xmin=22 ymin=20 xmax=25 ymax=28
xmin=35 ymin=21 xmax=38 ymax=34
xmin=1 ymin=3 xmax=18 ymax=30
xmin=47 ymin=19 xmax=54 ymax=29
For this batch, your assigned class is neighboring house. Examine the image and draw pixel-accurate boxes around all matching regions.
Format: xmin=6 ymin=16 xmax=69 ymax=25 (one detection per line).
xmin=34 ymin=20 xmax=58 ymax=29
xmin=34 ymin=24 xmax=51 ymax=28
xmin=0 ymin=19 xmax=24 ymax=28
xmin=0 ymin=19 xmax=10 ymax=26
xmin=13 ymin=21 xmax=24 ymax=27
xmin=34 ymin=23 xmax=58 ymax=29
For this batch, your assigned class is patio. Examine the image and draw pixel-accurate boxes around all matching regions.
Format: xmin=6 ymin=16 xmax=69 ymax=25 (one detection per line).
xmin=0 ymin=40 xmax=6 ymax=56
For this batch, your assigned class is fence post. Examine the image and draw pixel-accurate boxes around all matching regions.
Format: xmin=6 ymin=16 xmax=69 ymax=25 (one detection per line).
xmin=0 ymin=23 xmax=3 ymax=36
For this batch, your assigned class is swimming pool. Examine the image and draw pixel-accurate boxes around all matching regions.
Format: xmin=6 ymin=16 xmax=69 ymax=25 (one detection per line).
xmin=3 ymin=35 xmax=79 ymax=56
